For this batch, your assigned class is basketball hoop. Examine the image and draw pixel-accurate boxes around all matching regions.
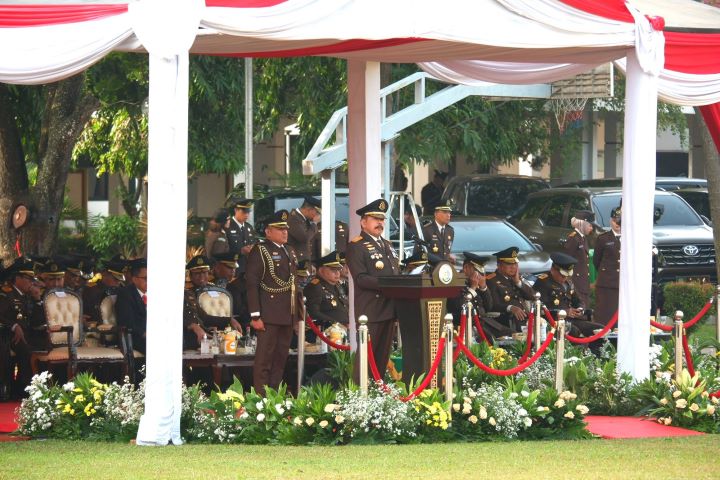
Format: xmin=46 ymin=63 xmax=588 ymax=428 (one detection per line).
xmin=549 ymin=97 xmax=588 ymax=134
xmin=548 ymin=64 xmax=614 ymax=134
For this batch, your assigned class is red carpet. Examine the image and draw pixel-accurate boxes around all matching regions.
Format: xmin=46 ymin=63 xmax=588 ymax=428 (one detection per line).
xmin=585 ymin=415 xmax=705 ymax=439
xmin=0 ymin=402 xmax=20 ymax=433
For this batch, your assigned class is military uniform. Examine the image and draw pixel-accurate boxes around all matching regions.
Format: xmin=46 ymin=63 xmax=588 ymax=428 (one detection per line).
xmin=312 ymin=220 xmax=349 ymax=260
xmin=82 ymin=254 xmax=126 ymax=325
xmin=246 ymin=210 xmax=298 ymax=395
xmin=205 ymin=229 xmax=230 ymax=257
xmin=346 ymin=199 xmax=400 ymax=383
xmin=593 ymin=230 xmax=621 ymax=325
xmin=304 ymin=273 xmax=349 ymax=327
xmin=534 ymin=273 xmax=603 ymax=338
xmin=488 ymin=248 xmax=536 ymax=332
xmin=419 ymin=221 xmax=454 ymax=260
xmin=287 ymin=204 xmax=319 ymax=263
xmin=226 ymin=218 xmax=257 ymax=274
xmin=564 ymin=230 xmax=591 ymax=306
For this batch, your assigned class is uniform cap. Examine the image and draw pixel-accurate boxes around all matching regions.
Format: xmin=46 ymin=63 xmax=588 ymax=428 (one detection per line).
xmin=296 ymin=260 xmax=311 ymax=277
xmin=355 ymin=198 xmax=388 ymax=219
xmin=435 ymin=200 xmax=453 ymax=212
xmin=213 ymin=252 xmax=239 ymax=269
xmin=233 ymin=197 xmax=254 ymax=210
xmin=573 ymin=210 xmax=595 ymax=223
xmin=434 ymin=169 xmax=448 ymax=180
xmin=267 ymin=209 xmax=290 ymax=229
xmin=315 ymin=251 xmax=343 ymax=269
xmin=463 ymin=252 xmax=491 ymax=274
xmin=128 ymin=257 xmax=147 ymax=271
xmin=550 ymin=252 xmax=577 ymax=277
xmin=40 ymin=258 xmax=65 ymax=277
xmin=103 ymin=254 xmax=128 ymax=281
xmin=493 ymin=246 xmax=520 ymax=264
xmin=402 ymin=251 xmax=428 ymax=267
xmin=303 ymin=195 xmax=322 ymax=211
xmin=611 ymin=206 xmax=622 ymax=219
xmin=186 ymin=255 xmax=211 ymax=272
xmin=7 ymin=257 xmax=38 ymax=280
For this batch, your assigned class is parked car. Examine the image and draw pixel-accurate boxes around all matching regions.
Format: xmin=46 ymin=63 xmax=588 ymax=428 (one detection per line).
xmin=448 ymin=217 xmax=552 ymax=276
xmin=441 ymin=174 xmax=550 ymax=218
xmin=675 ymin=188 xmax=711 ymax=223
xmin=558 ymin=176 xmax=707 ymax=191
xmin=511 ymin=188 xmax=716 ymax=284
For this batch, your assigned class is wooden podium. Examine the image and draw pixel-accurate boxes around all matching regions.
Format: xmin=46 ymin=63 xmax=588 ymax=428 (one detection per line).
xmin=378 ymin=262 xmax=465 ymax=386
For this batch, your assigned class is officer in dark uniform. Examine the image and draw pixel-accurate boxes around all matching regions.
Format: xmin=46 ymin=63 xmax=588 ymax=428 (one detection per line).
xmin=246 ymin=210 xmax=299 ymax=395
xmin=400 ymin=250 xmax=430 ymax=274
xmin=182 ymin=255 xmax=237 ymax=349
xmin=212 ymin=252 xmax=251 ymax=333
xmin=346 ymin=198 xmax=400 ymax=384
xmin=593 ymin=206 xmax=622 ymax=325
xmin=83 ymin=254 xmax=126 ymax=327
xmin=39 ymin=257 xmax=66 ymax=290
xmin=62 ymin=255 xmax=94 ymax=294
xmin=288 ymin=196 xmax=321 ymax=264
xmin=304 ymin=251 xmax=349 ymax=330
xmin=226 ymin=198 xmax=257 ymax=276
xmin=564 ymin=210 xmax=595 ymax=307
xmin=205 ymin=208 xmax=230 ymax=257
xmin=488 ymin=246 xmax=536 ymax=332
xmin=535 ymin=252 xmax=604 ymax=338
xmin=421 ymin=169 xmax=447 ymax=215
xmin=313 ymin=220 xmax=349 ymax=260
xmin=0 ymin=258 xmax=46 ymax=398
xmin=416 ymin=200 xmax=456 ymax=263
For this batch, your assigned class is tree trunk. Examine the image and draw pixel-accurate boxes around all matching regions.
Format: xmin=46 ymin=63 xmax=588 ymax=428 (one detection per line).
xmin=695 ymin=107 xmax=720 ymax=280
xmin=22 ymin=74 xmax=98 ymax=256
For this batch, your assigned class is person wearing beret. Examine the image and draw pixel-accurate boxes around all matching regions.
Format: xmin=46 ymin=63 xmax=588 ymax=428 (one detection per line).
xmin=304 ymin=251 xmax=349 ymax=331
xmin=593 ymin=206 xmax=622 ymax=325
xmin=83 ymin=253 xmax=127 ymax=327
xmin=416 ymin=200 xmax=456 ymax=264
xmin=564 ymin=210 xmax=595 ymax=307
xmin=246 ymin=210 xmax=299 ymax=395
xmin=535 ymin=252 xmax=604 ymax=339
xmin=346 ymin=198 xmax=400 ymax=384
xmin=421 ymin=169 xmax=448 ymax=215
xmin=205 ymin=208 xmax=231 ymax=257
xmin=288 ymin=196 xmax=321 ymax=264
xmin=226 ymin=198 xmax=257 ymax=277
xmin=115 ymin=258 xmax=148 ymax=354
xmin=487 ymin=246 xmax=536 ymax=332
xmin=0 ymin=258 xmax=47 ymax=399
xmin=182 ymin=255 xmax=237 ymax=349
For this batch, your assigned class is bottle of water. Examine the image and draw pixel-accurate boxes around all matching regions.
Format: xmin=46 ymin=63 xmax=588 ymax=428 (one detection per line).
xmin=210 ymin=331 xmax=220 ymax=355
xmin=200 ymin=334 xmax=210 ymax=354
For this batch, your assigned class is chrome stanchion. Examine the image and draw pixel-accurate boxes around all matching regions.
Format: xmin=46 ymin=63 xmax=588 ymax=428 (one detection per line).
xmin=444 ymin=314 xmax=454 ymax=404
xmin=358 ymin=315 xmax=369 ymax=397
xmin=716 ymin=285 xmax=720 ymax=345
xmin=674 ymin=310 xmax=684 ymax=381
xmin=554 ymin=310 xmax=567 ymax=393
xmin=534 ymin=292 xmax=542 ymax=352
xmin=464 ymin=294 xmax=474 ymax=348
xmin=297 ymin=297 xmax=307 ymax=395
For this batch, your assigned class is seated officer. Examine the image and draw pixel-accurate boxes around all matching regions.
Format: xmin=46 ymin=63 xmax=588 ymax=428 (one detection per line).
xmin=488 ymin=246 xmax=536 ymax=332
xmin=212 ymin=252 xmax=247 ymax=332
xmin=83 ymin=254 xmax=126 ymax=327
xmin=304 ymin=251 xmax=349 ymax=329
xmin=534 ymin=252 xmax=604 ymax=338
xmin=61 ymin=255 xmax=94 ymax=294
xmin=39 ymin=257 xmax=66 ymax=290
xmin=183 ymin=255 xmax=235 ymax=349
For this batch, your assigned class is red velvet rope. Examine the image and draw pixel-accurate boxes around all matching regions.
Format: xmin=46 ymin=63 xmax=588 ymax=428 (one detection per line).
xmin=454 ymin=314 xmax=466 ymax=363
xmin=472 ymin=314 xmax=491 ymax=346
xmin=454 ymin=330 xmax=555 ymax=376
xmin=366 ymin=338 xmax=384 ymax=382
xmin=543 ymin=308 xmax=618 ymax=344
xmin=649 ymin=319 xmax=673 ymax=332
xmin=304 ymin=315 xmax=350 ymax=351
xmin=681 ymin=333 xmax=696 ymax=378
xmin=682 ymin=299 xmax=713 ymax=329
xmin=518 ymin=312 xmax=534 ymax=363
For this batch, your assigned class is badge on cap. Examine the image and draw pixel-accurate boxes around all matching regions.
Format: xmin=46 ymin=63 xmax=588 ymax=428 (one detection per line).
xmin=554 ymin=298 xmax=560 ymax=306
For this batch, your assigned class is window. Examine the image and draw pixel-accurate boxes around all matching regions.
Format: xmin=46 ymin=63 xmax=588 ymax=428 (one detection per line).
xmin=516 ymin=197 xmax=546 ymax=221
xmin=542 ymin=196 xmax=569 ymax=227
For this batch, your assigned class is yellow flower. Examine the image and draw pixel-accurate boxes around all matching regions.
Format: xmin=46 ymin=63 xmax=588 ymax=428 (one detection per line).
xmin=225 ymin=390 xmax=244 ymax=402
xmin=439 ymin=421 xmax=448 ymax=430
xmin=564 ymin=411 xmax=575 ymax=419
xmin=659 ymin=398 xmax=668 ymax=405
xmin=672 ymin=390 xmax=682 ymax=398
xmin=554 ymin=399 xmax=565 ymax=408
xmin=489 ymin=417 xmax=496 ymax=426
xmin=663 ymin=417 xmax=672 ymax=426
xmin=305 ymin=417 xmax=315 ymax=426
xmin=426 ymin=419 xmax=432 ymax=425
xmin=706 ymin=405 xmax=715 ymax=415
xmin=675 ymin=399 xmax=688 ymax=409
xmin=93 ymin=391 xmax=103 ymax=403
xmin=712 ymin=397 xmax=719 ymax=405
xmin=479 ymin=406 xmax=488 ymax=420
xmin=689 ymin=403 xmax=700 ymax=413
xmin=233 ymin=401 xmax=241 ymax=410
xmin=74 ymin=394 xmax=85 ymax=403
xmin=468 ymin=415 xmax=478 ymax=424
xmin=319 ymin=420 xmax=329 ymax=428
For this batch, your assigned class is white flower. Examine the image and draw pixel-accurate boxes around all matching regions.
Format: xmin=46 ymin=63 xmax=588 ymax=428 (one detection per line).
xmin=256 ymin=413 xmax=265 ymax=422
xmin=564 ymin=411 xmax=575 ymax=419
xmin=275 ymin=404 xmax=285 ymax=415
xmin=554 ymin=399 xmax=566 ymax=408
xmin=523 ymin=417 xmax=533 ymax=427
xmin=659 ymin=398 xmax=669 ymax=405
xmin=576 ymin=405 xmax=589 ymax=415
xmin=306 ymin=417 xmax=315 ymax=426
xmin=689 ymin=403 xmax=700 ymax=412
xmin=452 ymin=403 xmax=461 ymax=412
xmin=462 ymin=404 xmax=472 ymax=415
xmin=324 ymin=404 xmax=339 ymax=413
xmin=521 ymin=391 xmax=530 ymax=398
xmin=706 ymin=405 xmax=715 ymax=415
xmin=293 ymin=416 xmax=303 ymax=426
xmin=663 ymin=417 xmax=672 ymax=425
xmin=509 ymin=392 xmax=518 ymax=400
xmin=488 ymin=417 xmax=496 ymax=426
xmin=479 ymin=406 xmax=488 ymax=419
xmin=319 ymin=420 xmax=329 ymax=428
xmin=285 ymin=400 xmax=293 ymax=408
xmin=675 ymin=399 xmax=687 ymax=409
xmin=63 ymin=382 xmax=75 ymax=392
xmin=468 ymin=390 xmax=477 ymax=398
xmin=518 ymin=408 xmax=527 ymax=417
xmin=240 ymin=412 xmax=249 ymax=419
xmin=672 ymin=390 xmax=682 ymax=398
xmin=468 ymin=415 xmax=478 ymax=424
xmin=334 ymin=415 xmax=345 ymax=424
xmin=255 ymin=401 xmax=264 ymax=410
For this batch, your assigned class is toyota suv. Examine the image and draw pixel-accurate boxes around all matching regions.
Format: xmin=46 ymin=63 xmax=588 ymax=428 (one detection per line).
xmin=510 ymin=187 xmax=716 ymax=284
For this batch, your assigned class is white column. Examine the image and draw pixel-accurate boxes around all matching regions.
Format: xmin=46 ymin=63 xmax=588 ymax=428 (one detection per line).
xmin=347 ymin=60 xmax=381 ymax=349
xmin=130 ymin=0 xmax=200 ymax=446
xmin=617 ymin=48 xmax=659 ymax=382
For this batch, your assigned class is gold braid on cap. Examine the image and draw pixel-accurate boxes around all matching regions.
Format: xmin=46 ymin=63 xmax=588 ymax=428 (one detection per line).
xmin=258 ymin=244 xmax=295 ymax=294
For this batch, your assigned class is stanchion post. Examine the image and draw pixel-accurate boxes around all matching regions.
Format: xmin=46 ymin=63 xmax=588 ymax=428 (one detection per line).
xmin=674 ymin=310 xmax=684 ymax=381
xmin=554 ymin=310 xmax=566 ymax=393
xmin=358 ymin=315 xmax=369 ymax=397
xmin=464 ymin=294 xmax=474 ymax=348
xmin=716 ymin=285 xmax=720 ymax=345
xmin=534 ymin=292 xmax=542 ymax=352
xmin=297 ymin=297 xmax=307 ymax=395
xmin=444 ymin=314 xmax=454 ymax=405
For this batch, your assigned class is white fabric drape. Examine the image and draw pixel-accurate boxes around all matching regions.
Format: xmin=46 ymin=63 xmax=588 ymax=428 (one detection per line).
xmin=418 ymin=61 xmax=604 ymax=86
xmin=133 ymin=0 xmax=202 ymax=447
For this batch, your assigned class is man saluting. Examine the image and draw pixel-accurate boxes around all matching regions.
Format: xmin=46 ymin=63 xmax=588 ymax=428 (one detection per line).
xmin=346 ymin=199 xmax=399 ymax=384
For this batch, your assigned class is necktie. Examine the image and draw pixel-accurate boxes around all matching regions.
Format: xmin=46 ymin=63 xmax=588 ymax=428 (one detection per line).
xmin=142 ymin=294 xmax=147 ymax=305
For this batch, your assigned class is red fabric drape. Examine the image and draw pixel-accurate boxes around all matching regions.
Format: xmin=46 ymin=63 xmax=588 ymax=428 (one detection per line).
xmin=700 ymin=103 xmax=720 ymax=154
xmin=558 ymin=0 xmax=632 ymax=22
xmin=207 ymin=38 xmax=427 ymax=58
xmin=666 ymin=32 xmax=720 ymax=75
xmin=0 ymin=5 xmax=128 ymax=27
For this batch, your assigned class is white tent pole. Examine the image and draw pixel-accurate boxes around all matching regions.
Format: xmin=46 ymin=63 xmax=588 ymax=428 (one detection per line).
xmin=245 ymin=57 xmax=254 ymax=223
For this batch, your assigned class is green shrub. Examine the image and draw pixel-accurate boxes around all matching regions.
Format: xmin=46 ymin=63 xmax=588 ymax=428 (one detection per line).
xmin=662 ymin=281 xmax=715 ymax=323
xmin=87 ymin=214 xmax=143 ymax=258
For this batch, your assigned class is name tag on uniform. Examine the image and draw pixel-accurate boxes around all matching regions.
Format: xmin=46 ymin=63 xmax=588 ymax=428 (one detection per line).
xmin=272 ymin=254 xmax=282 ymax=261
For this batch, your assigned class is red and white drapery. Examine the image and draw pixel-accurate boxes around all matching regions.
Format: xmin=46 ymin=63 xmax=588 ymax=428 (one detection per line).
xmin=2 ymin=0 xmax=720 ymax=444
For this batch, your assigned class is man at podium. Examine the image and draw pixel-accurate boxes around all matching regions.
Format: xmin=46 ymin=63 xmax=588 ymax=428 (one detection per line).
xmin=346 ymin=198 xmax=400 ymax=384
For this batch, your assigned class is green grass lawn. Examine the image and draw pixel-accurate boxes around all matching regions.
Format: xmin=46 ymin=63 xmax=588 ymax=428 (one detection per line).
xmin=0 ymin=436 xmax=718 ymax=479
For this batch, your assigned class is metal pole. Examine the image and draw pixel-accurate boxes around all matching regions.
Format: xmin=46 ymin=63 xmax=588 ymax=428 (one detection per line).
xmin=358 ymin=315 xmax=369 ymax=397
xmin=674 ymin=310 xmax=684 ymax=381
xmin=554 ymin=310 xmax=567 ymax=393
xmin=398 ymin=193 xmax=405 ymax=262
xmin=464 ymin=294 xmax=474 ymax=348
xmin=297 ymin=297 xmax=306 ymax=395
xmin=716 ymin=285 xmax=720 ymax=345
xmin=534 ymin=292 xmax=542 ymax=352
xmin=244 ymin=58 xmax=254 ymax=225
xmin=444 ymin=314 xmax=454 ymax=404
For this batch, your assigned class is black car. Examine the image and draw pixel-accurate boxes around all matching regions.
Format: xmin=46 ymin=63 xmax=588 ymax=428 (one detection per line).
xmin=558 ymin=176 xmax=707 ymax=191
xmin=511 ymin=187 xmax=716 ymax=283
xmin=441 ymin=174 xmax=550 ymax=218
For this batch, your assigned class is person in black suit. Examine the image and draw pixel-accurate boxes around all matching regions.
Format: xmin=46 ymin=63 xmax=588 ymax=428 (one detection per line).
xmin=226 ymin=198 xmax=257 ymax=277
xmin=287 ymin=196 xmax=321 ymax=263
xmin=421 ymin=169 xmax=447 ymax=215
xmin=116 ymin=258 xmax=148 ymax=354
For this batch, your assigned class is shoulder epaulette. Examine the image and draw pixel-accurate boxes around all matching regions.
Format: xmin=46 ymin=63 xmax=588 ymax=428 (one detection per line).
xmin=568 ymin=231 xmax=577 ymax=237
xmin=351 ymin=235 xmax=363 ymax=243
xmin=1 ymin=285 xmax=11 ymax=293
xmin=486 ymin=273 xmax=496 ymax=280
xmin=537 ymin=273 xmax=548 ymax=280
xmin=310 ymin=278 xmax=320 ymax=285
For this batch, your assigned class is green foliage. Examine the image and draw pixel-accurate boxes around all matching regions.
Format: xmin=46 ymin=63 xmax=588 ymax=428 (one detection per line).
xmin=87 ymin=214 xmax=143 ymax=258
xmin=326 ymin=350 xmax=355 ymax=386
xmin=663 ymin=281 xmax=715 ymax=321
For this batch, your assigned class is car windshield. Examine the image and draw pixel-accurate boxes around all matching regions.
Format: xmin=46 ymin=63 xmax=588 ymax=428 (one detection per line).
xmin=450 ymin=221 xmax=536 ymax=253
xmin=465 ymin=179 xmax=547 ymax=216
xmin=592 ymin=194 xmax=704 ymax=228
